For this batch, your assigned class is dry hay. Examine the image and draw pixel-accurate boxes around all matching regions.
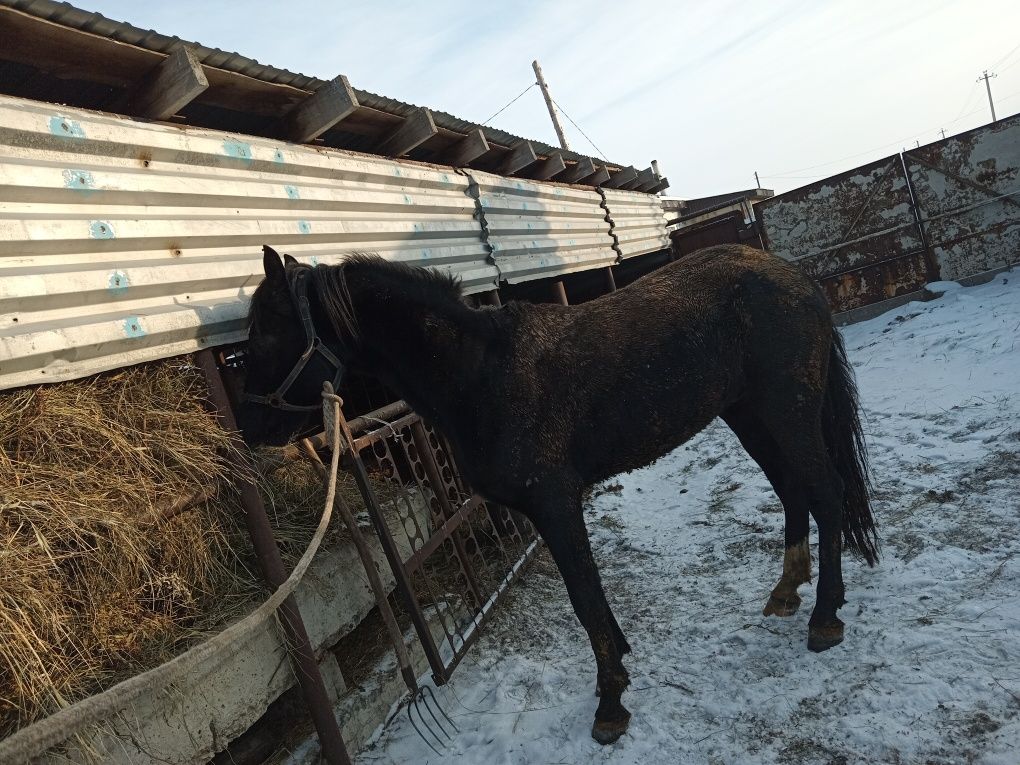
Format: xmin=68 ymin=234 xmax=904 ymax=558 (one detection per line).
xmin=0 ymin=359 xmax=353 ymax=740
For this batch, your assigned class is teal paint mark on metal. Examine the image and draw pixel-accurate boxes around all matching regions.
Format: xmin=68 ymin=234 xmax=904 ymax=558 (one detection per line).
xmin=441 ymin=174 xmax=450 ymax=183
xmin=298 ymin=220 xmax=311 ymax=234
xmin=107 ymin=270 xmax=129 ymax=296
xmin=123 ymin=316 xmax=146 ymax=338
xmin=63 ymin=169 xmax=95 ymax=191
xmin=89 ymin=221 xmax=115 ymax=239
xmin=285 ymin=185 xmax=300 ymax=199
xmin=310 ymin=255 xmax=319 ymax=266
xmin=422 ymin=248 xmax=431 ymax=259
xmin=403 ymin=194 xmax=413 ymax=205
xmin=394 ymin=167 xmax=402 ymax=177
xmin=223 ymin=139 xmax=253 ymax=163
xmin=49 ymin=116 xmax=86 ymax=138
xmin=273 ymin=149 xmax=285 ymax=163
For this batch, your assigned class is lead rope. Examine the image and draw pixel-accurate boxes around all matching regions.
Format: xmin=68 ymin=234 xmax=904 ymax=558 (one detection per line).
xmin=0 ymin=391 xmax=345 ymax=764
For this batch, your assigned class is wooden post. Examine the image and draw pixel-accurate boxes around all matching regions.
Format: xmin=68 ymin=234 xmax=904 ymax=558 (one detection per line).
xmin=552 ymin=280 xmax=568 ymax=306
xmin=532 ymin=60 xmax=571 ymax=151
xmin=631 ymin=167 xmax=658 ymax=192
xmin=605 ymin=266 xmax=617 ymax=292
xmin=376 ymin=107 xmax=437 ymax=157
xmin=279 ymin=75 xmax=358 ymax=143
xmin=122 ymin=46 xmax=208 ymax=120
xmin=499 ymin=140 xmax=539 ymax=176
xmin=648 ymin=177 xmax=670 ymax=194
xmin=530 ymin=153 xmax=567 ymax=181
xmin=480 ymin=289 xmax=502 ymax=307
xmin=448 ymin=128 xmax=489 ymax=166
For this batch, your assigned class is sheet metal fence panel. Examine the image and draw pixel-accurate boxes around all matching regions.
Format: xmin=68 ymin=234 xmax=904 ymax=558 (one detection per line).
xmin=340 ymin=403 xmax=538 ymax=684
xmin=756 ymin=154 xmax=932 ymax=312
xmin=470 ymin=171 xmax=618 ymax=284
xmin=904 ymin=113 xmax=1020 ymax=282
xmin=602 ymin=188 xmax=670 ymax=259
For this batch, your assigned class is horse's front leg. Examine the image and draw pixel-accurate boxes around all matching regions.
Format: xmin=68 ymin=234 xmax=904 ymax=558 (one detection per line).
xmin=527 ymin=484 xmax=631 ymax=744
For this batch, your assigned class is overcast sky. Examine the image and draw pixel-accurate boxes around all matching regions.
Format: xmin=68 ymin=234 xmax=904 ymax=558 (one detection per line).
xmin=84 ymin=0 xmax=1020 ymax=198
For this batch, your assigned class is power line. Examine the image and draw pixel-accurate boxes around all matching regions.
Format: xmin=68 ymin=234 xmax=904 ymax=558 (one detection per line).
xmin=550 ymin=97 xmax=608 ymax=160
xmin=480 ymin=83 xmax=537 ymax=126
xmin=990 ymin=41 xmax=1020 ymax=70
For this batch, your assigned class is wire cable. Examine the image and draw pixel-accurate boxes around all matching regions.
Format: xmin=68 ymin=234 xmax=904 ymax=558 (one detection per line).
xmin=550 ymin=97 xmax=609 ymax=160
xmin=481 ymin=83 xmax=536 ymax=126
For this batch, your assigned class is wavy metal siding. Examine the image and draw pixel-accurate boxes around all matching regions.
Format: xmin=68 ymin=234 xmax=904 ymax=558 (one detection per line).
xmin=471 ymin=171 xmax=618 ymax=283
xmin=602 ymin=189 xmax=670 ymax=259
xmin=0 ymin=95 xmax=496 ymax=389
xmin=904 ymin=114 xmax=1020 ymax=281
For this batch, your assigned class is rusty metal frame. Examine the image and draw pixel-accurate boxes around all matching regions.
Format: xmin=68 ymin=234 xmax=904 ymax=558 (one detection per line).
xmin=196 ymin=349 xmax=353 ymax=765
xmin=336 ymin=402 xmax=539 ymax=684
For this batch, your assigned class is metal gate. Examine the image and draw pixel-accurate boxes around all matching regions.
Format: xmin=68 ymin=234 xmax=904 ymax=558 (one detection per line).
xmin=336 ymin=401 xmax=539 ymax=683
xmin=904 ymin=114 xmax=1020 ymax=282
xmin=756 ymin=154 xmax=935 ymax=312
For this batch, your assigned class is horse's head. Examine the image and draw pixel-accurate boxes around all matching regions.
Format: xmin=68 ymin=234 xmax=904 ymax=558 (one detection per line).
xmin=238 ymin=246 xmax=348 ymax=446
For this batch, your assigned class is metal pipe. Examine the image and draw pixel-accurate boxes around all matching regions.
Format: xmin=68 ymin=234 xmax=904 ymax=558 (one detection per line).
xmin=195 ymin=350 xmax=352 ymax=765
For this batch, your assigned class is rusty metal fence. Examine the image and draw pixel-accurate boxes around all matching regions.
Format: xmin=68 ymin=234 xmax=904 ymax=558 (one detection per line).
xmin=337 ymin=401 xmax=539 ymax=683
xmin=756 ymin=111 xmax=1020 ymax=312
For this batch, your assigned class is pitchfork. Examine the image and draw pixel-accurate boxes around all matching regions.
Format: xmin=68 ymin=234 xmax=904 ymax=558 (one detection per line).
xmin=300 ymin=385 xmax=458 ymax=754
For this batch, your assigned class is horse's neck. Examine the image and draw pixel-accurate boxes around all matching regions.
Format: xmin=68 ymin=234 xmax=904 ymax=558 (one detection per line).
xmin=347 ymin=279 xmax=501 ymax=433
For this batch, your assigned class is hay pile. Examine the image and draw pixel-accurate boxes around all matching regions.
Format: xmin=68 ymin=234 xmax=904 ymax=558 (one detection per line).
xmin=0 ymin=360 xmax=331 ymax=739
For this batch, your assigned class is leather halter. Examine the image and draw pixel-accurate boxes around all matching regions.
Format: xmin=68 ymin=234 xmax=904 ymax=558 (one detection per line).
xmin=243 ymin=265 xmax=346 ymax=412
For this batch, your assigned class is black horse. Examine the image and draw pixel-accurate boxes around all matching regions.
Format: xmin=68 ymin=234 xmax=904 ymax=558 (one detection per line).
xmin=239 ymin=244 xmax=878 ymax=745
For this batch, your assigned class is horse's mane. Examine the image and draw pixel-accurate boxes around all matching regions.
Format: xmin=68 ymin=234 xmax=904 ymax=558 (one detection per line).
xmin=312 ymin=253 xmax=464 ymax=345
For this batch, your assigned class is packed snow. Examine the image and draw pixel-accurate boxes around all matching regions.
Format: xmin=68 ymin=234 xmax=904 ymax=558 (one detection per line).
xmin=360 ymin=270 xmax=1020 ymax=764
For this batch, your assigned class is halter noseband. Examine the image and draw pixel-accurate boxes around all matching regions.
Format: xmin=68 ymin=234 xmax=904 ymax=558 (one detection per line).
xmin=243 ymin=265 xmax=346 ymax=412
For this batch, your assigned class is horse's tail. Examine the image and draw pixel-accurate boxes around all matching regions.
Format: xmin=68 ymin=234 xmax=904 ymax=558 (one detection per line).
xmin=822 ymin=329 xmax=879 ymax=566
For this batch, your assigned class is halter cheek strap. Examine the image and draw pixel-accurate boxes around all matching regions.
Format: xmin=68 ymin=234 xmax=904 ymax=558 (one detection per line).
xmin=243 ymin=266 xmax=346 ymax=412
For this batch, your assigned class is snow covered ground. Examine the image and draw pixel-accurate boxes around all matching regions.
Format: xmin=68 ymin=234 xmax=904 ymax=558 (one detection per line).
xmin=360 ymin=270 xmax=1020 ymax=765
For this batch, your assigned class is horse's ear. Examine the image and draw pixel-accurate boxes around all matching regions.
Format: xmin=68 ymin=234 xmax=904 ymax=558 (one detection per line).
xmin=262 ymin=245 xmax=285 ymax=282
xmin=283 ymin=253 xmax=298 ymax=267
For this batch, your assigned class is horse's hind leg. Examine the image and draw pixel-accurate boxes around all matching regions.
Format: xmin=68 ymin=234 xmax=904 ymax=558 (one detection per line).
xmin=753 ymin=403 xmax=847 ymax=651
xmin=722 ymin=403 xmax=811 ymax=617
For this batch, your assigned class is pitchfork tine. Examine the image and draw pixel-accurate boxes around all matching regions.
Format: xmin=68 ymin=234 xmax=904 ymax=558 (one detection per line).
xmin=407 ymin=697 xmax=443 ymax=756
xmin=421 ymin=684 xmax=459 ymax=734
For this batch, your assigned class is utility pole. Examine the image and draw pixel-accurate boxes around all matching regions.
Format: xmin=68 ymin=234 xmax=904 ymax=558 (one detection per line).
xmin=533 ymin=60 xmax=571 ymax=151
xmin=754 ymin=170 xmax=761 ymax=188
xmin=939 ymin=129 xmax=946 ymax=140
xmin=978 ymin=70 xmax=997 ymax=122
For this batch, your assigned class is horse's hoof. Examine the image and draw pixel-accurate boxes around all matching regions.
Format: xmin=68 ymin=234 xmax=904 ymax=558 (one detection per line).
xmin=591 ymin=713 xmax=630 ymax=745
xmin=763 ymin=594 xmax=800 ymax=617
xmin=807 ymin=622 xmax=844 ymax=652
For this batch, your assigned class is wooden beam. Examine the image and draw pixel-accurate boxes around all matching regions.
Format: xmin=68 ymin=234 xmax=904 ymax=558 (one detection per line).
xmin=604 ymin=166 xmax=638 ymax=189
xmin=499 ymin=140 xmax=539 ymax=176
xmin=530 ymin=152 xmax=567 ymax=181
xmin=447 ymin=128 xmax=489 ymax=166
xmin=559 ymin=156 xmax=596 ymax=184
xmin=633 ymin=168 xmax=659 ymax=192
xmin=585 ymin=165 xmax=611 ymax=187
xmin=278 ymin=75 xmax=358 ymax=143
xmin=648 ymin=177 xmax=671 ymax=194
xmin=376 ymin=107 xmax=438 ymax=157
xmin=120 ymin=46 xmax=208 ymax=120
xmin=622 ymin=167 xmax=656 ymax=191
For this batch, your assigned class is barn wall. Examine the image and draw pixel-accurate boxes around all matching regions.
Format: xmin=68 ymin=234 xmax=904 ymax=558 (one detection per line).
xmin=0 ymin=94 xmax=667 ymax=390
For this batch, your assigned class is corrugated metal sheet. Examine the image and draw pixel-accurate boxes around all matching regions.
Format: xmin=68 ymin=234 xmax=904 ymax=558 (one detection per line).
xmin=1 ymin=0 xmax=616 ymax=169
xmin=904 ymin=113 xmax=1020 ymax=281
xmin=0 ymin=95 xmax=670 ymax=390
xmin=471 ymin=171 xmax=617 ymax=283
xmin=0 ymin=95 xmax=495 ymax=390
xmin=756 ymin=154 xmax=932 ymax=311
xmin=603 ymin=189 xmax=669 ymax=259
